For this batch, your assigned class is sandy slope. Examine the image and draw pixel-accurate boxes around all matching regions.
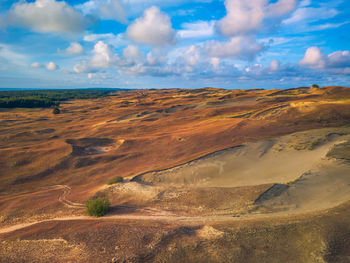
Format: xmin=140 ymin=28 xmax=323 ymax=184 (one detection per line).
xmin=129 ymin=128 xmax=350 ymax=217
xmin=135 ymin=131 xmax=349 ymax=188
xmin=257 ymin=159 xmax=350 ymax=212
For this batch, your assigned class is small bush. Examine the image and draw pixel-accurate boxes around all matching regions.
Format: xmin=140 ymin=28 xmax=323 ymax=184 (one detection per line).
xmin=107 ymin=176 xmax=124 ymax=185
xmin=312 ymin=84 xmax=319 ymax=88
xmin=52 ymin=107 xmax=61 ymax=114
xmin=86 ymin=197 xmax=110 ymax=217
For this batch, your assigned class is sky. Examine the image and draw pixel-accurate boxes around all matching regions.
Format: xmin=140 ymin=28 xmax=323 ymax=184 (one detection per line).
xmin=0 ymin=0 xmax=349 ymax=90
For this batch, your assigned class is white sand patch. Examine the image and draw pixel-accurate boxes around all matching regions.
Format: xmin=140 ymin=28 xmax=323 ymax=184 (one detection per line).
xmin=196 ymin=225 xmax=224 ymax=239
xmin=109 ymin=182 xmax=161 ymax=201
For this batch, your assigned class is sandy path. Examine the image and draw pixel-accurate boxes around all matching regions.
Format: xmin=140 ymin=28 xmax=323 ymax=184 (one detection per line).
xmin=0 ymin=209 xmax=300 ymax=235
xmin=0 ymin=178 xmax=348 ymax=235
xmin=0 ymin=182 xmax=321 ymax=235
xmin=55 ymin=185 xmax=85 ymax=208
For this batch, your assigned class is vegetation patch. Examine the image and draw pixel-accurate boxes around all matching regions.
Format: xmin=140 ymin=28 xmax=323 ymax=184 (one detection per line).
xmin=327 ymin=140 xmax=350 ymax=161
xmin=86 ymin=197 xmax=110 ymax=217
xmin=107 ymin=176 xmax=124 ymax=185
xmin=288 ymin=133 xmax=327 ymax=151
xmin=52 ymin=107 xmax=60 ymax=114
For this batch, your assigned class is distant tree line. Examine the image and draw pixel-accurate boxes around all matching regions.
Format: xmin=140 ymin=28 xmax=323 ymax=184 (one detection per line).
xmin=0 ymin=97 xmax=59 ymax=108
xmin=0 ymin=89 xmax=121 ymax=108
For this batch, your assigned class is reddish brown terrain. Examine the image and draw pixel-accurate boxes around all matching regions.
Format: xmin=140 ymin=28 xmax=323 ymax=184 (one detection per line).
xmin=2 ymin=86 xmax=350 ymax=262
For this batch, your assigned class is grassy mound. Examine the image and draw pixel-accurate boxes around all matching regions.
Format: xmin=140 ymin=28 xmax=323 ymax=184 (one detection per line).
xmin=107 ymin=176 xmax=124 ymax=185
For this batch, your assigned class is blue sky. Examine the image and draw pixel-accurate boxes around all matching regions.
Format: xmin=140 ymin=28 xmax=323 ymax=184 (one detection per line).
xmin=0 ymin=0 xmax=349 ymax=90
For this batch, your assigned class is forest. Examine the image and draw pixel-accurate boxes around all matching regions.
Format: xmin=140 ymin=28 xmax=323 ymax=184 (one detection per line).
xmin=0 ymin=89 xmax=122 ymax=108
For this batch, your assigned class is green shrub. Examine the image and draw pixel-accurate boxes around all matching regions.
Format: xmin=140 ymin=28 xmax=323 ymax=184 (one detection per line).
xmin=86 ymin=197 xmax=110 ymax=217
xmin=52 ymin=107 xmax=60 ymax=114
xmin=312 ymin=84 xmax=319 ymax=88
xmin=107 ymin=176 xmax=124 ymax=185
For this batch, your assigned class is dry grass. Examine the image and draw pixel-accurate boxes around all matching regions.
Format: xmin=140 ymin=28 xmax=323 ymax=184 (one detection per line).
xmin=1 ymin=86 xmax=350 ymax=262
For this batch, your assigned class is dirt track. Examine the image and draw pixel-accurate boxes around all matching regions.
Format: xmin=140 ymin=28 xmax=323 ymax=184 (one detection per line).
xmin=0 ymin=182 xmax=330 ymax=235
xmin=0 ymin=183 xmax=281 ymax=234
xmin=0 ymin=207 xmax=302 ymax=235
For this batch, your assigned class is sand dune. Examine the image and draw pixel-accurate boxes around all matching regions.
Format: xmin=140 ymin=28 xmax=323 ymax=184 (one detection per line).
xmin=133 ymin=128 xmax=350 ymax=215
xmin=136 ymin=130 xmax=350 ymax=188
xmin=256 ymin=159 xmax=350 ymax=213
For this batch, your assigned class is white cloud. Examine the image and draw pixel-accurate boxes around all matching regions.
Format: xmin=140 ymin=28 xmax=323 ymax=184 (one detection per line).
xmin=65 ymin=42 xmax=83 ymax=55
xmin=90 ymin=41 xmax=115 ymax=68
xmin=281 ymin=1 xmax=345 ymax=33
xmin=266 ymin=0 xmax=298 ymax=18
xmin=210 ymin=57 xmax=220 ymax=69
xmin=160 ymin=45 xmax=203 ymax=74
xmin=259 ymin=37 xmax=292 ymax=47
xmin=184 ymin=45 xmax=200 ymax=67
xmin=300 ymin=22 xmax=350 ymax=33
xmin=125 ymin=0 xmax=211 ymax=5
xmin=123 ymin=45 xmax=144 ymax=63
xmin=244 ymin=64 xmax=264 ymax=74
xmin=83 ymin=33 xmax=126 ymax=47
xmin=284 ymin=6 xmax=338 ymax=25
xmin=177 ymin=21 xmax=215 ymax=39
xmin=73 ymin=40 xmax=118 ymax=73
xmin=217 ymin=0 xmax=296 ymax=36
xmin=76 ymin=0 xmax=216 ymax=23
xmin=328 ymin=51 xmax=350 ymax=68
xmin=71 ymin=38 xmax=350 ymax=82
xmin=73 ymin=62 xmax=90 ymax=73
xmin=206 ymin=36 xmax=265 ymax=61
xmin=0 ymin=43 xmax=29 ymax=67
xmin=146 ymin=49 xmax=167 ymax=66
xmin=77 ymin=0 xmax=127 ymax=23
xmin=46 ymin=61 xmax=59 ymax=70
xmin=5 ymin=0 xmax=92 ymax=34
xmin=121 ymin=63 xmax=147 ymax=76
xmin=84 ymin=33 xmax=114 ymax=42
xmin=146 ymin=52 xmax=157 ymax=66
xmin=99 ymin=0 xmax=126 ymax=22
xmin=299 ymin=47 xmax=350 ymax=74
xmin=30 ymin=62 xmax=43 ymax=68
xmin=217 ymin=0 xmax=265 ymax=36
xmin=300 ymin=0 xmax=311 ymax=7
xmin=299 ymin=47 xmax=326 ymax=68
xmin=126 ymin=6 xmax=176 ymax=46
xmin=269 ymin=59 xmax=279 ymax=71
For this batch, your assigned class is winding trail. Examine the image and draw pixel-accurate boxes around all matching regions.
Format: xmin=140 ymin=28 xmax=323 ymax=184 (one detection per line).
xmin=0 ymin=184 xmax=85 ymax=208
xmin=0 ymin=183 xmax=291 ymax=235
xmin=0 ymin=184 xmax=87 ymax=234
xmin=55 ymin=185 xmax=85 ymax=208
xmin=0 ymin=182 xmax=324 ymax=236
